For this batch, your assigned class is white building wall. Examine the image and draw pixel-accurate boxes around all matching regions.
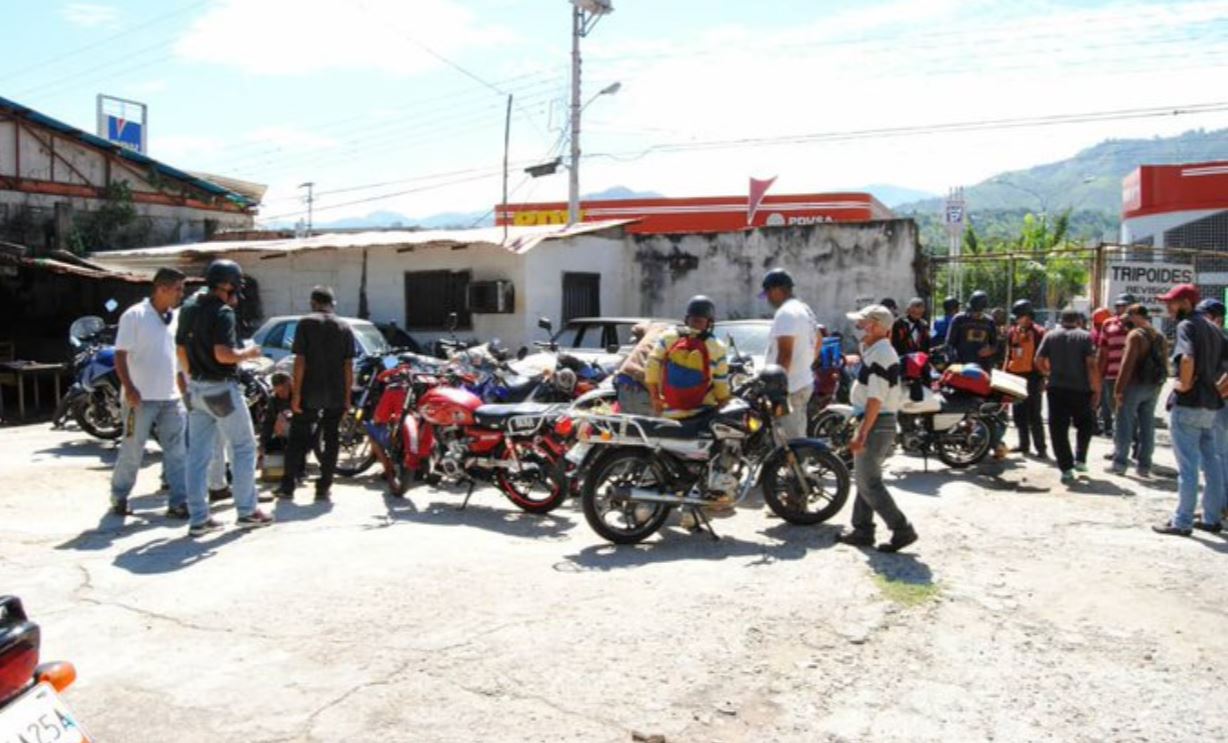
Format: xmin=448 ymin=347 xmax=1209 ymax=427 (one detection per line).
xmin=624 ymin=221 xmax=921 ymax=333
xmin=521 ymin=234 xmax=629 ymax=330
xmin=1121 ymin=209 xmax=1222 ymax=247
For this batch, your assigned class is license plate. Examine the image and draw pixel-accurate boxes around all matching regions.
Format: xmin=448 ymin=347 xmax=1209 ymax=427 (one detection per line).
xmin=564 ymin=443 xmax=591 ymax=465
xmin=0 ymin=684 xmax=89 ymax=743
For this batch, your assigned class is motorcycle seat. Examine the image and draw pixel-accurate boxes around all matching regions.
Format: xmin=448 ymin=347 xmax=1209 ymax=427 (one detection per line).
xmin=473 ymin=402 xmax=556 ymax=428
xmin=938 ymin=392 xmax=986 ymax=414
xmin=634 ymin=409 xmax=717 ymax=439
xmin=499 ymin=376 xmax=541 ymax=403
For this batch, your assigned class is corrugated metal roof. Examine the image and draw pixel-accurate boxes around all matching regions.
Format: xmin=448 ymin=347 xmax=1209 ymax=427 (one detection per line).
xmin=0 ymin=95 xmax=258 ymax=209
xmin=93 ymin=220 xmax=636 ymax=260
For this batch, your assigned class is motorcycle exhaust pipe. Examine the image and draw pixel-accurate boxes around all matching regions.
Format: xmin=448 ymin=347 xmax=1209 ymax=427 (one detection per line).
xmin=615 ymin=487 xmax=710 ymax=508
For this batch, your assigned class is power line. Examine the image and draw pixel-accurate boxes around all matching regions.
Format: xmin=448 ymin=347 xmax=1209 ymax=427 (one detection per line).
xmin=0 ymin=0 xmax=207 ymax=84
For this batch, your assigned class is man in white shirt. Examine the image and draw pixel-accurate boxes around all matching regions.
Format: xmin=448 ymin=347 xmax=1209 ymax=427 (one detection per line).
xmin=835 ymin=304 xmax=918 ymax=553
xmin=109 ymin=268 xmax=189 ymax=519
xmin=761 ymin=268 xmax=817 ymax=440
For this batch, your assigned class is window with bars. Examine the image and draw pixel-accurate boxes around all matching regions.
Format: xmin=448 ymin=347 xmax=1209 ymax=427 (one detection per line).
xmin=562 ymin=272 xmax=601 ymax=321
xmin=404 ymin=270 xmax=472 ymax=330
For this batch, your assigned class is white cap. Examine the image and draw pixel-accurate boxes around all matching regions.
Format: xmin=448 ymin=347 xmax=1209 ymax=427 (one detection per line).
xmin=846 ymin=304 xmax=895 ymax=331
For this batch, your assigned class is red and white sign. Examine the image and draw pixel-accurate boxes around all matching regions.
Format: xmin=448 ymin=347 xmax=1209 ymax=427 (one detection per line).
xmin=496 ymin=192 xmax=894 ymax=235
xmin=1121 ymin=161 xmax=1228 ymax=219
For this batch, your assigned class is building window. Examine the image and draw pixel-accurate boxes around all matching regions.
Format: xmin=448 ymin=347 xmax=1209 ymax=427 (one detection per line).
xmin=562 ymin=272 xmax=601 ymax=321
xmin=404 ymin=270 xmax=472 ymax=330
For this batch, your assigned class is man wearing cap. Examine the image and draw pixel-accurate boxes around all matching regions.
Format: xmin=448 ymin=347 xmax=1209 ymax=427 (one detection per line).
xmin=761 ymin=269 xmax=818 ymax=440
xmin=890 ymin=298 xmax=930 ymax=357
xmin=1096 ymin=294 xmax=1134 ymax=441
xmin=835 ymin=304 xmax=917 ymax=553
xmin=1110 ymin=304 xmax=1166 ymax=477
xmin=1036 ymin=309 xmax=1100 ymax=484
xmin=279 ymin=286 xmax=355 ymax=502
xmin=1153 ymin=285 xmax=1226 ymax=536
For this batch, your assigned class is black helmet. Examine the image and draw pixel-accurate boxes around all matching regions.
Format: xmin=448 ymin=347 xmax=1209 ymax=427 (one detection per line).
xmin=757 ymin=364 xmax=789 ymax=404
xmin=760 ymin=268 xmax=794 ymax=292
xmin=942 ymin=296 xmax=960 ymax=313
xmin=1197 ymin=298 xmax=1226 ymax=318
xmin=1114 ymin=292 xmax=1136 ymax=307
xmin=968 ymin=290 xmax=989 ymax=312
xmin=684 ymin=295 xmax=716 ymax=321
xmin=1011 ymin=299 xmax=1034 ymax=318
xmin=205 ymin=259 xmax=244 ymax=289
xmin=880 ymin=297 xmax=899 ymax=311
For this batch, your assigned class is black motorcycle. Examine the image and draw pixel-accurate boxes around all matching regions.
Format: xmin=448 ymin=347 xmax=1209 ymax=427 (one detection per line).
xmin=571 ymin=366 xmax=851 ymax=545
xmin=52 ymin=316 xmax=122 ymax=440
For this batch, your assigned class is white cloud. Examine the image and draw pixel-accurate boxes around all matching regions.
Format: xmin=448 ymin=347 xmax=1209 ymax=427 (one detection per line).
xmin=61 ymin=3 xmax=119 ymax=28
xmin=126 ymin=80 xmax=169 ymax=95
xmin=152 ymin=134 xmax=227 ymax=163
xmin=174 ymin=0 xmax=515 ymax=77
xmin=241 ymin=126 xmax=337 ymax=151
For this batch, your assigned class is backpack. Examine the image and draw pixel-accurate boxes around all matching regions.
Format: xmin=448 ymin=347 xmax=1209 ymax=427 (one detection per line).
xmin=1136 ymin=329 xmax=1167 ymax=385
xmin=660 ymin=333 xmax=712 ymax=411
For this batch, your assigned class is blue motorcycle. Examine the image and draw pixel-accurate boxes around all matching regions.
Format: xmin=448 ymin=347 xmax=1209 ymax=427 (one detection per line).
xmin=52 ymin=316 xmax=123 ymax=440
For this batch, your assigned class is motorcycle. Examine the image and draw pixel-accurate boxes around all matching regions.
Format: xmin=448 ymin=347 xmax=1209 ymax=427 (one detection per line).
xmin=814 ymin=356 xmax=1020 ymax=470
xmin=0 ymin=595 xmax=93 ymax=742
xmin=570 ymin=366 xmax=851 ymax=545
xmin=370 ymin=367 xmax=571 ymax=514
xmin=52 ymin=316 xmax=122 ymax=440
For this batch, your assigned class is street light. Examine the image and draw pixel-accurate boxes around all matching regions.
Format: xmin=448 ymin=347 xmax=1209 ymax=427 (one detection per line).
xmin=568 ymin=0 xmax=615 ymax=226
xmin=583 ymin=81 xmax=621 ymax=112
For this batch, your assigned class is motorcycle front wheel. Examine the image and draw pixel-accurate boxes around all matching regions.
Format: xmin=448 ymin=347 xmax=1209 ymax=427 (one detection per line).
xmin=761 ymin=444 xmax=850 ymax=525
xmin=581 ymin=450 xmax=672 ymax=544
xmin=75 ymin=388 xmax=122 ymax=440
xmin=934 ymin=416 xmax=992 ymax=468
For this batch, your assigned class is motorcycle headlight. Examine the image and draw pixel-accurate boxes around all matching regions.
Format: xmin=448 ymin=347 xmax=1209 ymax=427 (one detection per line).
xmin=744 ymin=412 xmax=763 ymax=433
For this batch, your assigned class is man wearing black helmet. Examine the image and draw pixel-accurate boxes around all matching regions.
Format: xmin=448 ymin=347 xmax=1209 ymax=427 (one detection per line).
xmin=944 ymin=290 xmax=998 ymax=365
xmin=890 ymin=297 xmax=930 ymax=357
xmin=932 ymin=296 xmax=959 ymax=346
xmin=176 ymin=259 xmax=273 ymax=536
xmin=644 ymin=295 xmax=731 ymax=421
xmin=761 ymin=268 xmax=818 ymax=440
xmin=1004 ymin=300 xmax=1047 ymax=458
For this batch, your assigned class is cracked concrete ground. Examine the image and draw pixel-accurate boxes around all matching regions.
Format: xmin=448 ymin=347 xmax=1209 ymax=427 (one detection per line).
xmin=1 ymin=423 xmax=1225 ymax=742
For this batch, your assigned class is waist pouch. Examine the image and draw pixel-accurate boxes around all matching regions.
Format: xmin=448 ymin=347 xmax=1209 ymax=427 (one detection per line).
xmin=202 ymin=389 xmax=237 ymax=418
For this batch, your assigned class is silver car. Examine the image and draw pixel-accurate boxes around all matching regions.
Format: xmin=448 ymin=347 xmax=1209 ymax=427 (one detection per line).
xmin=250 ymin=315 xmax=391 ymax=363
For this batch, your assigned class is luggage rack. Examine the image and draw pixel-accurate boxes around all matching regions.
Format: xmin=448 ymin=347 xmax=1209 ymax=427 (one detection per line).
xmin=569 ymin=410 xmax=681 ymax=447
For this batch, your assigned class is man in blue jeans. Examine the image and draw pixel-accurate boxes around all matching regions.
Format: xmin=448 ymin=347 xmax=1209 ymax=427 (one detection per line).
xmin=1196 ymin=298 xmax=1228 ymax=521
xmin=176 ymin=260 xmax=273 ymax=536
xmin=1153 ymin=285 xmax=1226 ymax=537
xmin=110 ymin=268 xmax=189 ymax=518
xmin=1109 ymin=304 xmax=1166 ymax=477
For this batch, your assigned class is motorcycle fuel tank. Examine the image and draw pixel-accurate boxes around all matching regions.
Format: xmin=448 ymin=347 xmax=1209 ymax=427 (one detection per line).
xmin=418 ymin=386 xmax=483 ymax=427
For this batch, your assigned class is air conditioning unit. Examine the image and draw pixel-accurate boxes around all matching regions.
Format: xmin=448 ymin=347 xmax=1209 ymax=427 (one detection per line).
xmin=466 ymin=280 xmax=514 ymax=314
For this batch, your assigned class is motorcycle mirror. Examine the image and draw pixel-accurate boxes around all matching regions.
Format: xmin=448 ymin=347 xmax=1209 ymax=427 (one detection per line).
xmin=517 ymin=346 xmax=528 ymax=360
xmin=104 ymin=298 xmax=119 ymax=313
xmin=446 ymin=312 xmax=459 ymax=332
xmin=537 ymin=317 xmax=553 ymax=333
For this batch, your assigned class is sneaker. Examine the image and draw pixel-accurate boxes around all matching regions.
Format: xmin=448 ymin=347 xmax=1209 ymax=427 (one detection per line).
xmin=1151 ymin=521 xmax=1192 ymax=537
xmin=1060 ymin=470 xmax=1076 ymax=484
xmin=315 ymin=488 xmax=332 ymax=502
xmin=236 ymin=509 xmax=274 ymax=529
xmin=1107 ymin=463 xmax=1127 ymax=476
xmin=1035 ymin=450 xmax=1049 ymax=460
xmin=1074 ymin=462 xmax=1088 ymax=474
xmin=1102 ymin=451 xmax=1117 ymax=461
xmin=109 ymin=502 xmax=133 ymax=517
xmin=165 ymin=505 xmax=190 ymax=520
xmin=276 ymin=487 xmax=295 ymax=500
xmin=188 ymin=518 xmax=224 ymax=537
xmin=1136 ymin=467 xmax=1151 ymax=479
xmin=876 ymin=524 xmax=919 ymax=554
xmin=835 ymin=529 xmax=876 ymax=547
xmin=208 ymin=487 xmax=233 ymax=503
xmin=1192 ymin=520 xmax=1223 ymax=534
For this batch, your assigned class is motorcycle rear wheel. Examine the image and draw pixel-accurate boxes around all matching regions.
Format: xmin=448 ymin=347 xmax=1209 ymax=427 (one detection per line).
xmin=935 ymin=417 xmax=991 ymax=468
xmin=581 ymin=450 xmax=671 ymax=545
xmin=321 ymin=412 xmax=377 ymax=477
xmin=497 ymin=443 xmax=567 ymax=514
xmin=761 ymin=444 xmax=850 ymax=525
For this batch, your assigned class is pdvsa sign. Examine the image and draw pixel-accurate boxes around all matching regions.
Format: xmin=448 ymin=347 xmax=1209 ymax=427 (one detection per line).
xmin=512 ymin=209 xmax=583 ymax=226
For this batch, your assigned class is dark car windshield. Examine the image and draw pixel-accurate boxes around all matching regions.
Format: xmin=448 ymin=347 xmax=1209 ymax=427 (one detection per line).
xmin=352 ymin=324 xmax=390 ymax=356
xmin=553 ymin=322 xmax=641 ymax=350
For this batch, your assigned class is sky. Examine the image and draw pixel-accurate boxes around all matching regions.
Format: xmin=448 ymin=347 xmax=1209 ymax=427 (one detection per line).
xmin=4 ymin=0 xmax=1228 ymax=225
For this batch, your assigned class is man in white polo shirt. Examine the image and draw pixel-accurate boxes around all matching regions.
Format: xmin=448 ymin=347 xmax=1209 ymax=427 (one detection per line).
xmin=761 ymin=268 xmax=817 ymax=440
xmin=109 ymin=268 xmax=190 ymax=519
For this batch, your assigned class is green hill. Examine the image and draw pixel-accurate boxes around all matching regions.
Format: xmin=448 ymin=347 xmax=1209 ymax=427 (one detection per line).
xmin=897 ymin=128 xmax=1228 ymax=249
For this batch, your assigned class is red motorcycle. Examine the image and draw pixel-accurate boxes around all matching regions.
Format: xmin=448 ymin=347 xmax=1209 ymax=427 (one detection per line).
xmin=369 ymin=367 xmax=570 ymax=514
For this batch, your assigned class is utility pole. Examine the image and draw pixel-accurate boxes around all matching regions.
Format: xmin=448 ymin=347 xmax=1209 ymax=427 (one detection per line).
xmin=567 ymin=5 xmax=583 ymax=226
xmin=502 ymin=94 xmax=512 ymax=243
xmin=566 ymin=0 xmax=614 ymax=226
xmin=298 ymin=181 xmax=315 ymax=235
xmin=944 ymin=186 xmax=966 ymax=301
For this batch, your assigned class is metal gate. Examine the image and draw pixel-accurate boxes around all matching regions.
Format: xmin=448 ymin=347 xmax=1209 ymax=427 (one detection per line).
xmin=562 ymin=272 xmax=600 ymax=321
